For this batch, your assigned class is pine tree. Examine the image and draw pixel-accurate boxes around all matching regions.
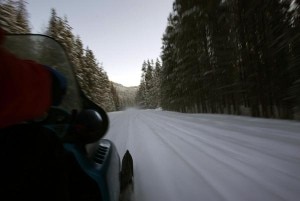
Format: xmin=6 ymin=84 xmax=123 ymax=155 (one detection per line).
xmin=153 ymin=59 xmax=162 ymax=107
xmin=144 ymin=60 xmax=154 ymax=108
xmin=158 ymin=0 xmax=298 ymax=119
xmin=15 ymin=0 xmax=30 ymax=33
xmin=47 ymin=8 xmax=58 ymax=36
xmin=161 ymin=12 xmax=179 ymax=111
xmin=0 ymin=0 xmax=30 ymax=33
xmin=135 ymin=59 xmax=162 ymax=109
xmin=289 ymin=0 xmax=300 ymax=118
xmin=45 ymin=9 xmax=118 ymax=112
xmin=135 ymin=61 xmax=148 ymax=107
xmin=110 ymin=82 xmax=120 ymax=110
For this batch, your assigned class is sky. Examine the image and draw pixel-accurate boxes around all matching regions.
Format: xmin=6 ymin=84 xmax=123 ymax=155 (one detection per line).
xmin=26 ymin=0 xmax=174 ymax=87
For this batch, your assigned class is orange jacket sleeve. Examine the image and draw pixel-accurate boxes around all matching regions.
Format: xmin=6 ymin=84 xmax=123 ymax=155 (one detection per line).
xmin=0 ymin=29 xmax=52 ymax=128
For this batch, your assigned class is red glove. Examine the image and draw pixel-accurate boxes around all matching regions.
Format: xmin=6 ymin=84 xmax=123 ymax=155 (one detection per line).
xmin=0 ymin=28 xmax=52 ymax=128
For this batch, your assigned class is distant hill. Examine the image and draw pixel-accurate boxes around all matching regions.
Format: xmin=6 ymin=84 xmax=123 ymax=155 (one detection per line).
xmin=112 ymin=82 xmax=138 ymax=109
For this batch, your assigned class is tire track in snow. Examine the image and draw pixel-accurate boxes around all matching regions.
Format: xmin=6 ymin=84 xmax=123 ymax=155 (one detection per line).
xmin=144 ymin=111 xmax=300 ymax=164
xmin=106 ymin=109 xmax=300 ymax=201
xmin=136 ymin=113 xmax=226 ymax=201
xmin=140 ymin=113 xmax=289 ymax=201
xmin=142 ymin=112 xmax=300 ymax=179
xmin=141 ymin=113 xmax=298 ymax=201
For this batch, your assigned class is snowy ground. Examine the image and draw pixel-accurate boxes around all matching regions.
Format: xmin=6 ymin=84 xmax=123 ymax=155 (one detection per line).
xmin=105 ymin=108 xmax=300 ymax=201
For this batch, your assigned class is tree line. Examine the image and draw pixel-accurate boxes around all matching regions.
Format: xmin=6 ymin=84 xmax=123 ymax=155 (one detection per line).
xmin=156 ymin=0 xmax=300 ymax=119
xmin=0 ymin=0 xmax=120 ymax=112
xmin=2 ymin=0 xmax=300 ymax=119
xmin=135 ymin=59 xmax=162 ymax=109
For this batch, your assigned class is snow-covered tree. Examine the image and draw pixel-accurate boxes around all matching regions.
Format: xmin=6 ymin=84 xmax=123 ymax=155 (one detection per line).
xmin=160 ymin=0 xmax=299 ymax=119
xmin=0 ymin=0 xmax=30 ymax=33
xmin=45 ymin=9 xmax=118 ymax=112
xmin=136 ymin=59 xmax=162 ymax=109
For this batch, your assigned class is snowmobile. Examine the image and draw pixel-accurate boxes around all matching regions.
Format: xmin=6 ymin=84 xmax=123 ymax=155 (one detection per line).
xmin=0 ymin=34 xmax=134 ymax=201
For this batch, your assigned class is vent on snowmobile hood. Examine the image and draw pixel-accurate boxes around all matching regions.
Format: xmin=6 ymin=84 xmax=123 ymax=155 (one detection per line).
xmin=93 ymin=143 xmax=109 ymax=164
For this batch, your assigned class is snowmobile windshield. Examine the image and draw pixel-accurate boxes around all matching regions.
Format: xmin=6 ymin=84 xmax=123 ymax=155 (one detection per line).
xmin=3 ymin=34 xmax=82 ymax=112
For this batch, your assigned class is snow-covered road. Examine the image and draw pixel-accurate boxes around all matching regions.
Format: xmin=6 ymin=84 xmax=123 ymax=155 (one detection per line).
xmin=105 ymin=109 xmax=300 ymax=201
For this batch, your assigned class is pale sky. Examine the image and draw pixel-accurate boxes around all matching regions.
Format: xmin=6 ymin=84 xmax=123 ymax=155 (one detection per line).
xmin=26 ymin=0 xmax=174 ymax=87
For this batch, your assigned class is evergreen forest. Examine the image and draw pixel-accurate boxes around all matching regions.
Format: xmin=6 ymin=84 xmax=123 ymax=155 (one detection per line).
xmin=1 ymin=0 xmax=300 ymax=120
xmin=0 ymin=0 xmax=120 ymax=112
xmin=137 ymin=0 xmax=300 ymax=120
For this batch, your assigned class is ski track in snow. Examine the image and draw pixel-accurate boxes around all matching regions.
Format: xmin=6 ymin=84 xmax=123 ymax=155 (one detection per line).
xmin=105 ymin=109 xmax=300 ymax=201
